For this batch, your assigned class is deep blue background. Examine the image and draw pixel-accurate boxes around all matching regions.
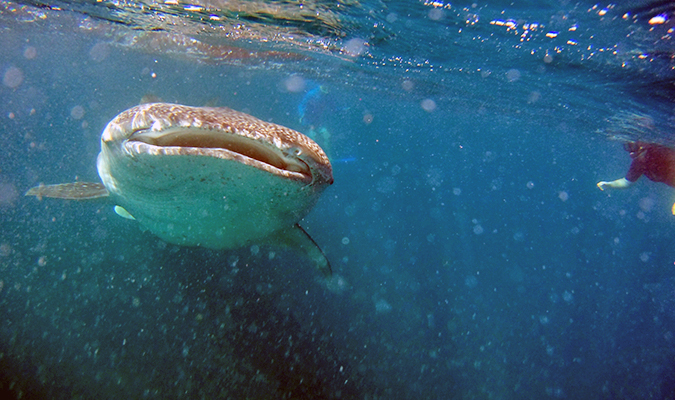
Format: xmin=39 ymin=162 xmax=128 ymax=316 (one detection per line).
xmin=1 ymin=1 xmax=675 ymax=398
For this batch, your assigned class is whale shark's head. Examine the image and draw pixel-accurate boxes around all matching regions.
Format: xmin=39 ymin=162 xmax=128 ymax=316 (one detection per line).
xmin=97 ymin=103 xmax=333 ymax=249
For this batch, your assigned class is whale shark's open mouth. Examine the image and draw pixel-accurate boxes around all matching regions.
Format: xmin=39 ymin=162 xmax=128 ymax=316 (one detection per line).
xmin=127 ymin=127 xmax=312 ymax=180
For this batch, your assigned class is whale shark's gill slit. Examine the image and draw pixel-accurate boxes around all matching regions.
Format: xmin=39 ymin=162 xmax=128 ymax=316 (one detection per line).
xmin=129 ymin=127 xmax=311 ymax=177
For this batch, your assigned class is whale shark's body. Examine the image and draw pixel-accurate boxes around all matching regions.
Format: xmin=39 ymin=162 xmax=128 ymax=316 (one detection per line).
xmin=27 ymin=103 xmax=334 ymax=274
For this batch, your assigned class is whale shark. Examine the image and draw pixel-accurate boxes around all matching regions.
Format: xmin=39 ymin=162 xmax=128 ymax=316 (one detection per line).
xmin=26 ymin=103 xmax=334 ymax=275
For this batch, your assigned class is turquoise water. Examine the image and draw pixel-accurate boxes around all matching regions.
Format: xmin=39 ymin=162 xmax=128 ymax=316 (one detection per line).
xmin=1 ymin=1 xmax=675 ymax=398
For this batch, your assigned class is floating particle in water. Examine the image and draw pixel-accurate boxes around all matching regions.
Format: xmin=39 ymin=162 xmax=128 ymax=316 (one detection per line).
xmin=386 ymin=13 xmax=398 ymax=23
xmin=401 ymin=79 xmax=414 ymax=91
xmin=428 ymin=8 xmax=444 ymax=21
xmin=421 ymin=98 xmax=437 ymax=112
xmin=0 ymin=243 xmax=11 ymax=257
xmin=0 ymin=183 xmax=19 ymax=207
xmin=426 ymin=167 xmax=443 ymax=187
xmin=526 ymin=181 xmax=535 ymax=189
xmin=3 ymin=67 xmax=23 ymax=88
xmin=343 ymin=38 xmax=366 ymax=57
xmin=70 ymin=105 xmax=85 ymax=120
xmin=473 ymin=224 xmax=484 ymax=235
xmin=506 ymin=69 xmax=521 ymax=82
xmin=465 ymin=275 xmax=478 ymax=288
xmin=558 ymin=191 xmax=569 ymax=201
xmin=376 ymin=176 xmax=397 ymax=193
xmin=562 ymin=290 xmax=574 ymax=303
xmin=283 ymin=74 xmax=305 ymax=92
xmin=249 ymin=245 xmax=259 ymax=255
xmin=326 ymin=274 xmax=349 ymax=294
xmin=341 ymin=237 xmax=350 ymax=245
xmin=363 ymin=113 xmax=373 ymax=124
xmin=89 ymin=42 xmax=110 ymax=62
xmin=23 ymin=46 xmax=37 ymax=60
xmin=38 ymin=256 xmax=47 ymax=267
xmin=539 ymin=315 xmax=550 ymax=325
xmin=640 ymin=252 xmax=650 ymax=262
xmin=453 ymin=188 xmax=461 ymax=196
xmin=375 ymin=298 xmax=392 ymax=313
xmin=639 ymin=197 xmax=654 ymax=212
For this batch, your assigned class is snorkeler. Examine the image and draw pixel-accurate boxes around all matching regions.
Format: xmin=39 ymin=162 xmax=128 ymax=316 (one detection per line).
xmin=597 ymin=141 xmax=675 ymax=213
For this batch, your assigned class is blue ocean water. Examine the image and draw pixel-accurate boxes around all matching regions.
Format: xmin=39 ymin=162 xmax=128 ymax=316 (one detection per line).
xmin=1 ymin=0 xmax=675 ymax=398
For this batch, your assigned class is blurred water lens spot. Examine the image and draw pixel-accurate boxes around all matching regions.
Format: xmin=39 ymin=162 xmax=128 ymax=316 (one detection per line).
xmin=284 ymin=74 xmax=305 ymax=92
xmin=421 ymin=98 xmax=437 ymax=112
xmin=506 ymin=69 xmax=521 ymax=82
xmin=70 ymin=105 xmax=85 ymax=120
xmin=344 ymin=38 xmax=366 ymax=57
xmin=23 ymin=46 xmax=37 ymax=59
xmin=428 ymin=8 xmax=444 ymax=21
xmin=0 ymin=183 xmax=19 ymax=207
xmin=89 ymin=42 xmax=110 ymax=62
xmin=3 ymin=67 xmax=23 ymax=88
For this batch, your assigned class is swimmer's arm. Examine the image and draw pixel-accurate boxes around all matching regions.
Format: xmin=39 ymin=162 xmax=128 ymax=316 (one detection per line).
xmin=597 ymin=177 xmax=634 ymax=191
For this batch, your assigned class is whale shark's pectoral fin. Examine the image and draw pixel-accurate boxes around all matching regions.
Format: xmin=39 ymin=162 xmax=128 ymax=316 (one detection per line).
xmin=274 ymin=224 xmax=332 ymax=277
xmin=25 ymin=182 xmax=109 ymax=200
xmin=114 ymin=205 xmax=136 ymax=220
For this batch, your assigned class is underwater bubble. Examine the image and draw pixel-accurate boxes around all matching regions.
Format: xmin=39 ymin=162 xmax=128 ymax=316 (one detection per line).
xmin=70 ymin=105 xmax=85 ymax=120
xmin=375 ymin=298 xmax=392 ymax=313
xmin=344 ymin=38 xmax=366 ymax=57
xmin=421 ymin=98 xmax=437 ymax=112
xmin=0 ymin=243 xmax=11 ymax=257
xmin=506 ymin=69 xmax=521 ymax=82
xmin=376 ymin=176 xmax=397 ymax=193
xmin=89 ymin=42 xmax=110 ymax=62
xmin=528 ymin=91 xmax=541 ymax=103
xmin=3 ymin=67 xmax=23 ymax=88
xmin=283 ymin=74 xmax=305 ymax=92
xmin=428 ymin=8 xmax=444 ymax=21
xmin=23 ymin=46 xmax=37 ymax=59
xmin=465 ymin=275 xmax=478 ymax=288
xmin=639 ymin=197 xmax=654 ymax=212
xmin=0 ymin=183 xmax=19 ymax=207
